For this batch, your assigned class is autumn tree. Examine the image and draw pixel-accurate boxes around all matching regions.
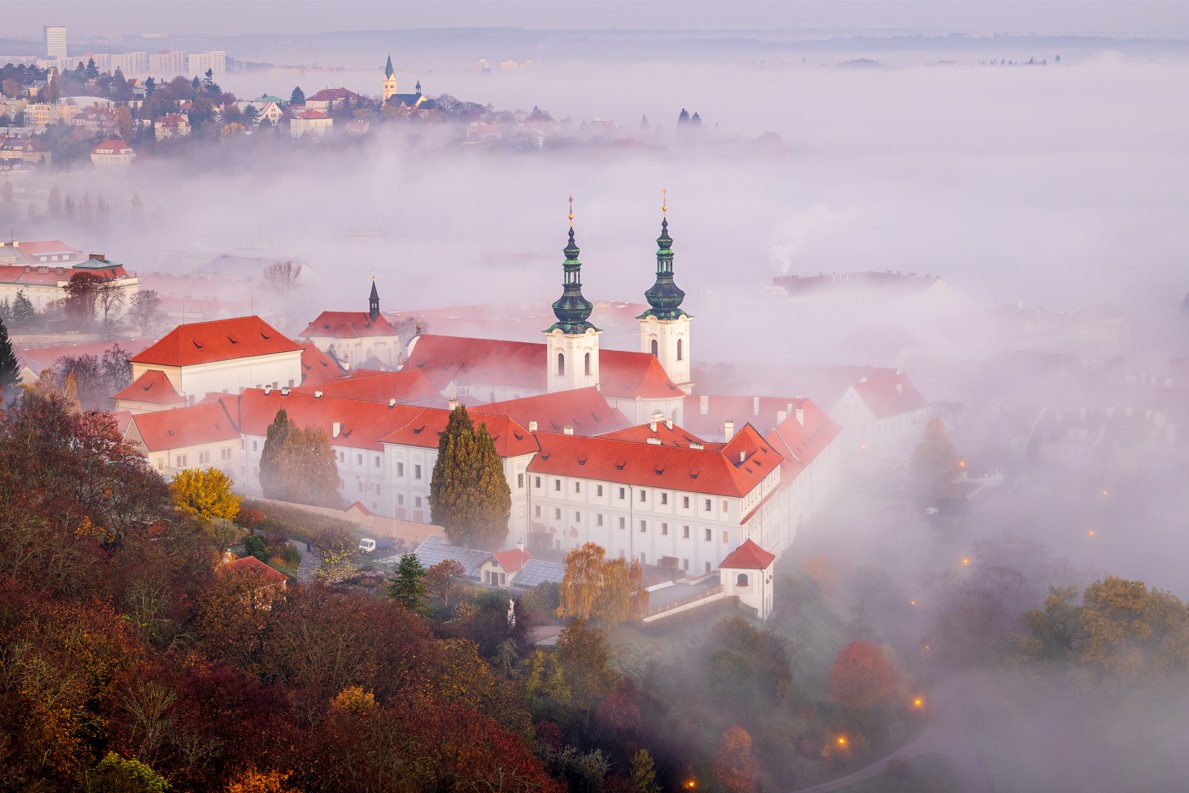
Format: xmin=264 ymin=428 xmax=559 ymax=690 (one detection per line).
xmin=170 ymin=467 xmax=242 ymax=523
xmin=557 ymin=542 xmax=647 ymax=625
xmin=89 ymin=751 xmax=170 ymax=793
xmin=127 ymin=289 xmax=162 ymax=335
xmin=425 ymin=558 xmax=466 ymax=609
xmin=0 ymin=316 xmax=18 ymax=401
xmin=259 ymin=408 xmax=291 ymax=499
xmin=388 ymin=553 xmax=429 ymax=615
xmin=911 ymin=416 xmax=961 ymax=500
xmin=64 ymin=271 xmax=106 ymax=328
xmin=225 ymin=769 xmax=304 ymax=793
xmin=630 ymin=749 xmax=661 ymax=793
xmin=429 ymin=404 xmax=511 ymax=551
xmin=556 ymin=620 xmax=617 ymax=719
xmin=260 ymin=411 xmax=341 ymax=508
xmin=828 ymin=641 xmax=904 ymax=710
xmin=712 ymin=726 xmax=761 ymax=793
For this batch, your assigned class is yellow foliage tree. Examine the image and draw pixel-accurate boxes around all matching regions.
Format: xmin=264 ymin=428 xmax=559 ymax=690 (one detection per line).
xmin=558 ymin=543 xmax=647 ymax=626
xmin=170 ymin=467 xmax=241 ymax=522
xmin=225 ymin=768 xmax=304 ymax=793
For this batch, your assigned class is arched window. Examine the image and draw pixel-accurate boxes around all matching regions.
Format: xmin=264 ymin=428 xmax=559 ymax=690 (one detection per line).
xmin=650 ymin=339 xmax=659 ymax=357
xmin=736 ymin=573 xmax=749 ymax=588
xmin=677 ymin=338 xmax=684 ymax=361
xmin=557 ymin=352 xmax=565 ymax=376
xmin=584 ymin=352 xmax=592 ymax=376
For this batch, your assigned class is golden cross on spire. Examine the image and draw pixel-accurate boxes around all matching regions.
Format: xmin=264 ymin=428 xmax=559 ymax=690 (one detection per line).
xmin=661 ymin=187 xmax=668 ymax=217
xmin=568 ymin=194 xmax=574 ymax=228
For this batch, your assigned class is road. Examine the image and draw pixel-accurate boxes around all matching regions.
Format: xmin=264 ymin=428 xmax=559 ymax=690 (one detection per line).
xmin=790 ymin=678 xmax=990 ymax=793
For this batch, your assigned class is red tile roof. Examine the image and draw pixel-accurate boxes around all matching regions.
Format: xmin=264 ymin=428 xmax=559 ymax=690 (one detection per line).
xmin=852 ymin=372 xmax=927 ymax=419
xmin=528 ymin=423 xmax=780 ymax=497
xmin=599 ymin=420 xmax=706 ymax=447
xmin=719 ymin=539 xmax=776 ymax=570
xmin=18 ymin=339 xmax=153 ymax=377
xmin=132 ymin=316 xmax=303 ymax=368
xmin=0 ymin=262 xmax=131 ymax=287
xmin=378 ymin=407 xmax=539 ymax=458
xmin=764 ymin=399 xmax=842 ymax=473
xmin=300 ymin=310 xmax=399 ymax=339
xmin=307 ymin=87 xmax=363 ymax=102
xmin=220 ymin=555 xmax=289 ymax=585
xmin=405 ymin=334 xmax=546 ymax=393
xmin=300 ymin=344 xmax=347 ymax=386
xmin=294 ymin=368 xmax=441 ymax=405
xmin=494 ymin=547 xmax=532 ymax=574
xmin=131 ymin=401 xmax=240 ymax=451
xmin=600 ymin=349 xmax=684 ymax=399
xmin=93 ymin=139 xmax=132 ymax=153
xmin=114 ymin=369 xmax=185 ymax=405
xmin=297 ymin=109 xmax=330 ymax=120
xmin=474 ymin=387 xmax=628 ymax=436
xmin=239 ymin=389 xmax=422 ymax=452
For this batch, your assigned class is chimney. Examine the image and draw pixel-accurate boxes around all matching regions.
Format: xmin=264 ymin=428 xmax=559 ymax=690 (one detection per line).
xmin=665 ymin=418 xmax=673 ymax=430
xmin=740 ymin=450 xmax=747 ymax=463
xmin=388 ymin=398 xmax=396 ymax=408
xmin=700 ymin=395 xmax=709 ymax=416
xmin=724 ymin=419 xmax=735 ymax=441
xmin=89 ymin=252 xmax=106 ymax=262
xmin=332 ymin=421 xmax=341 ymax=438
xmin=280 ymin=386 xmax=289 ymax=396
xmin=795 ymin=408 xmax=804 ymax=426
xmin=528 ymin=420 xmax=538 ymax=432
xmin=263 ymin=385 xmax=272 ymax=395
xmin=753 ymin=396 xmax=760 ymax=416
xmin=563 ymin=425 xmax=574 ymax=435
xmin=314 ymin=390 xmax=323 ymax=398
xmin=448 ymin=398 xmax=459 ymax=411
xmin=777 ymin=409 xmax=787 ymax=424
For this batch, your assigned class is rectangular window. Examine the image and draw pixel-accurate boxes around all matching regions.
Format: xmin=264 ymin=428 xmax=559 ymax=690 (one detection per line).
xmin=662 ymin=523 xmax=669 ymax=536
xmin=722 ymin=531 xmax=729 ymax=544
xmin=722 ymin=500 xmax=728 ymax=513
xmin=596 ymin=485 xmax=604 ymax=497
xmin=661 ymin=493 xmax=668 ymax=505
xmin=705 ymin=562 xmax=711 ymax=574
xmin=639 ymin=490 xmax=646 ymax=503
xmin=554 ymin=508 xmax=561 ymax=519
xmin=683 ymin=525 xmax=690 ymax=538
xmin=575 ymin=512 xmax=582 ymax=522
xmin=415 ymin=496 xmax=422 ymax=507
xmin=338 ymin=452 xmax=345 ymax=462
xmin=177 ymin=454 xmax=187 ymax=467
xmin=374 ymin=456 xmax=381 ymax=467
xmin=639 ymin=520 xmax=647 ymax=533
xmin=554 ymin=479 xmax=561 ymax=492
xmin=704 ymin=529 xmax=711 ymax=541
xmin=221 ymin=448 xmax=232 ymax=460
xmin=356 ymin=454 xmax=363 ymax=465
xmin=397 ymin=462 xmax=404 ymax=477
xmin=596 ymin=514 xmax=604 ymax=527
xmin=704 ymin=499 xmax=712 ymax=512
xmin=683 ymin=496 xmax=690 ymax=509
xmin=618 ymin=517 xmax=626 ymax=530
xmin=517 ymin=473 xmax=525 ymax=489
xmin=618 ymin=487 xmax=626 ymax=500
xmin=534 ymin=505 xmax=541 ymax=518
xmin=398 ymin=494 xmax=405 ymax=505
xmin=499 ymin=572 xmax=506 ymax=586
xmin=358 ymin=481 xmax=364 ymax=492
xmin=683 ymin=558 xmax=689 ymax=571
xmin=415 ymin=464 xmax=422 ymax=479
xmin=199 ymin=451 xmax=210 ymax=464
xmin=252 ymin=440 xmax=258 ymax=452
xmin=535 ymin=476 xmax=542 ymax=489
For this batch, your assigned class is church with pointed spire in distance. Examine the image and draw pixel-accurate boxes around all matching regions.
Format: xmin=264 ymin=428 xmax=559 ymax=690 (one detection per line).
xmin=299 ymin=277 xmax=404 ymax=371
xmin=381 ymin=54 xmax=435 ymax=111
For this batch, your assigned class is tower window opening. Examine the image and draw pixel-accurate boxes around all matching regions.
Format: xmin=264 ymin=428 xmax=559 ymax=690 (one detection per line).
xmin=584 ymin=352 xmax=592 ymax=376
xmin=557 ymin=352 xmax=565 ymax=376
xmin=650 ymin=339 xmax=658 ymax=357
xmin=677 ymin=338 xmax=684 ymax=361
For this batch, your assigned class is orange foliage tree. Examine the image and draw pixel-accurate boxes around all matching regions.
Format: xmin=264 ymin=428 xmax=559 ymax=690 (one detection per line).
xmin=712 ymin=725 xmax=761 ymax=793
xmin=828 ymin=641 xmax=903 ymax=710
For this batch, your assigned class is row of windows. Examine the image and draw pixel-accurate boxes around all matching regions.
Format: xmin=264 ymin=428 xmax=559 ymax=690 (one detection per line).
xmin=170 ymin=447 xmax=234 ymax=468
xmin=534 ymin=476 xmax=727 ymax=513
xmin=534 ymin=506 xmax=729 ymax=544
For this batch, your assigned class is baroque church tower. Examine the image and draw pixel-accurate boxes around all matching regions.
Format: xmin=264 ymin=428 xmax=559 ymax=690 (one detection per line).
xmin=639 ymin=194 xmax=692 ymax=393
xmin=545 ymin=199 xmax=601 ymax=393
xmin=382 ymin=54 xmax=398 ymax=102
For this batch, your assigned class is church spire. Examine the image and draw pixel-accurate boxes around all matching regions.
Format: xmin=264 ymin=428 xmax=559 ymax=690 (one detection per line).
xmin=547 ymin=196 xmax=597 ymax=334
xmin=641 ymin=189 xmax=686 ymax=320
xmin=369 ymin=276 xmax=380 ymax=323
xmin=384 ymin=54 xmax=395 ymax=78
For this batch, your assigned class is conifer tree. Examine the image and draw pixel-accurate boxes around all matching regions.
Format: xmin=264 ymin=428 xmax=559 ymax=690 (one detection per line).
xmin=429 ymin=404 xmax=511 ymax=551
xmin=0 ymin=316 xmax=19 ymax=402
xmin=259 ymin=408 xmax=290 ymax=499
xmin=388 ymin=553 xmax=429 ymax=615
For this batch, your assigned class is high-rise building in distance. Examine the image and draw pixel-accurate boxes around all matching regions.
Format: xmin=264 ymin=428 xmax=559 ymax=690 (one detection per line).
xmin=44 ymin=25 xmax=67 ymax=59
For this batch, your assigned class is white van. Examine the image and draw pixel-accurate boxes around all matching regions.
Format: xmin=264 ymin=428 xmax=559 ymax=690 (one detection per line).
xmin=358 ymin=538 xmax=377 ymax=553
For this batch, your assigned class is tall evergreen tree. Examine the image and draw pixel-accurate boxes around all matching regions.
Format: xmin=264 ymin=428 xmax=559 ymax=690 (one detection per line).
xmin=0 ymin=316 xmax=19 ymax=402
xmin=388 ymin=553 xmax=429 ymax=615
xmin=259 ymin=408 xmax=291 ymax=499
xmin=429 ymin=404 xmax=511 ymax=551
xmin=290 ymin=85 xmax=305 ymax=105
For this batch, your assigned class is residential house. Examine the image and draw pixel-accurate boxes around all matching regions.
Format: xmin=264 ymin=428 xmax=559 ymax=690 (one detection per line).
xmin=90 ymin=138 xmax=135 ymax=167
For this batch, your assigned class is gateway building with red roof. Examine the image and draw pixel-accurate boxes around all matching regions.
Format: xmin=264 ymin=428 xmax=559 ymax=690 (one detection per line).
xmin=299 ymin=280 xmax=404 ymax=371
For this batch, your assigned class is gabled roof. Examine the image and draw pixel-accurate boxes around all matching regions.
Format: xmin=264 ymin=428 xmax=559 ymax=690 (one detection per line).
xmin=474 ymin=387 xmax=628 ymax=436
xmin=307 ymin=87 xmax=363 ymax=102
xmin=528 ymin=423 xmax=780 ymax=497
xmin=296 ymin=109 xmax=330 ymax=120
xmin=719 ymin=539 xmax=776 ymax=570
xmin=294 ymin=368 xmax=441 ymax=405
xmin=599 ymin=349 xmax=684 ymax=399
xmin=600 ymin=420 xmax=706 ymax=447
xmin=850 ymin=371 xmax=927 ymax=419
xmin=238 ymin=388 xmax=423 ymax=451
xmin=764 ymin=398 xmax=842 ymax=473
xmin=132 ymin=316 xmax=303 ymax=368
xmin=405 ymin=334 xmax=546 ymax=393
xmin=130 ymin=401 xmax=240 ymax=451
xmin=114 ymin=369 xmax=185 ymax=405
xmin=300 ymin=343 xmax=347 ymax=386
xmin=92 ymin=139 xmax=132 ymax=153
xmin=379 ymin=407 xmax=539 ymax=458
xmin=493 ymin=547 xmax=532 ymax=575
xmin=220 ymin=555 xmax=289 ymax=585
xmin=300 ymin=310 xmax=399 ymax=339
xmin=411 ymin=536 xmax=490 ymax=580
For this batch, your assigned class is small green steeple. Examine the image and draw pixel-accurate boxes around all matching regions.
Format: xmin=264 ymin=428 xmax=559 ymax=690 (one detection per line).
xmin=547 ymin=198 xmax=598 ymax=334
xmin=385 ymin=54 xmax=395 ymax=78
xmin=640 ymin=196 xmax=688 ymax=320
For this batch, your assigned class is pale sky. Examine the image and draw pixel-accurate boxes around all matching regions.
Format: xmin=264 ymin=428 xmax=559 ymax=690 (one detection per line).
xmin=6 ymin=0 xmax=1189 ymax=39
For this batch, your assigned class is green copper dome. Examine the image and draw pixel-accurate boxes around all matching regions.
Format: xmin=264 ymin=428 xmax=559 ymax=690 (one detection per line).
xmin=640 ymin=217 xmax=688 ymax=320
xmin=547 ymin=226 xmax=598 ymax=334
